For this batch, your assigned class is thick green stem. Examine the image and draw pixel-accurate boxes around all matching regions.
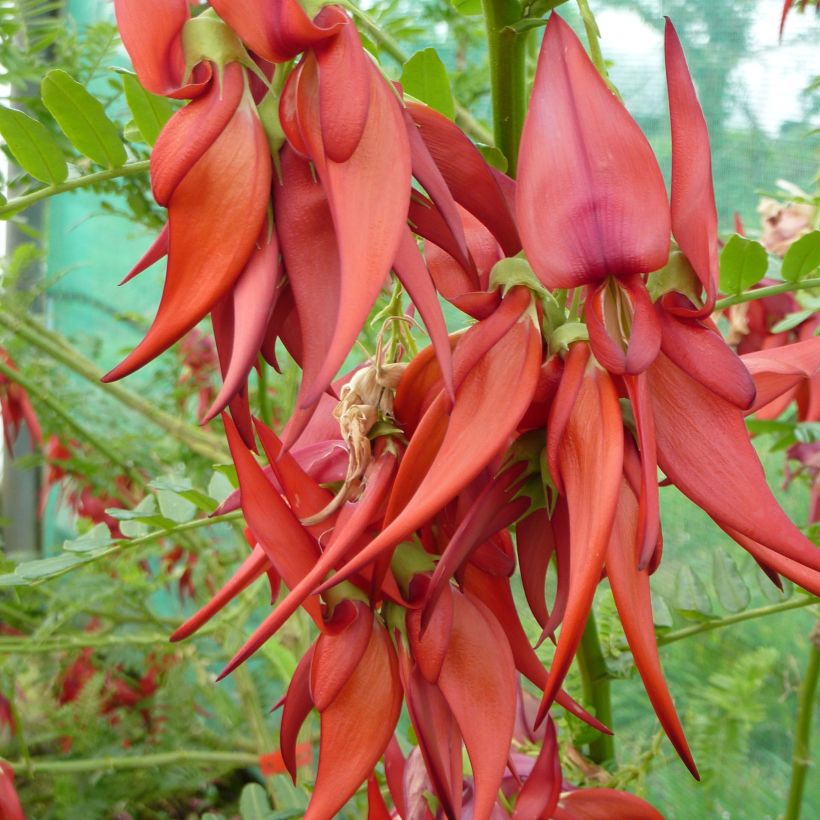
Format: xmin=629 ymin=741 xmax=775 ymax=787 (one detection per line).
xmin=5 ymin=749 xmax=259 ymax=776
xmin=715 ymin=278 xmax=820 ymax=310
xmin=658 ymin=596 xmax=818 ymax=646
xmin=784 ymin=622 xmax=820 ymax=820
xmin=0 ymin=161 xmax=150 ymax=219
xmin=482 ymin=0 xmax=529 ymax=173
xmin=0 ymin=309 xmax=229 ymax=463
xmin=576 ymin=612 xmax=615 ymax=765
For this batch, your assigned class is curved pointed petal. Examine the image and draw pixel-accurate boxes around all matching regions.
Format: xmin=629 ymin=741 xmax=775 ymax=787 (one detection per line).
xmin=606 ymin=480 xmax=698 ymax=778
xmin=279 ymin=644 xmax=315 ymax=781
xmin=742 ymin=336 xmax=820 ymax=413
xmin=511 ymin=719 xmax=561 ymax=820
xmin=515 ymin=509 xmax=553 ymax=628
xmin=120 ymin=224 xmax=169 ymax=285
xmin=558 ymin=788 xmax=664 ymax=819
xmin=538 ymin=357 xmax=623 ymax=720
xmin=104 ymin=81 xmax=271 ymax=382
xmin=647 ymin=352 xmax=820 ymax=572
xmin=517 ymin=13 xmax=669 ymax=289
xmin=665 ymin=19 xmax=718 ymax=316
xmin=306 ymin=622 xmax=402 ymax=820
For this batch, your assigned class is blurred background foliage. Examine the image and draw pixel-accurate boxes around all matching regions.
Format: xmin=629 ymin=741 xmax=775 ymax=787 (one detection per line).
xmin=0 ymin=0 xmax=817 ymax=817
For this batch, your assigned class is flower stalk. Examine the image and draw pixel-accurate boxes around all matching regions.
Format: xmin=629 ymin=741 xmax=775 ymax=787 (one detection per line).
xmin=576 ymin=612 xmax=616 ymax=765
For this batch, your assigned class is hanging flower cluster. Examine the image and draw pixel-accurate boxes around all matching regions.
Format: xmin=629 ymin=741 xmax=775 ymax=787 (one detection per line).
xmin=109 ymin=3 xmax=820 ymax=818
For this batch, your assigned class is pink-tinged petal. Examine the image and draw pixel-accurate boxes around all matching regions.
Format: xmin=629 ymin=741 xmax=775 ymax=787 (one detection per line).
xmin=393 ymin=226 xmax=455 ymax=401
xmin=405 ymin=110 xmax=473 ymax=274
xmin=384 ymin=737 xmax=407 ymax=820
xmin=647 ymin=352 xmax=820 ymax=572
xmin=104 ymin=80 xmax=271 ymax=382
xmin=665 ymin=19 xmax=718 ymax=316
xmin=279 ymin=644 xmax=315 ymax=781
xmin=658 ymin=297 xmax=756 ymax=409
xmin=150 ymin=68 xmax=245 ymax=207
xmin=409 ymin=194 xmax=475 ymax=281
xmin=311 ymin=601 xmax=373 ymax=711
xmin=407 ymin=585 xmax=454 ymax=685
xmin=624 ymin=375 xmax=661 ymax=570
xmin=462 ymin=565 xmax=611 ymax=737
xmin=407 ymin=101 xmax=520 ymax=256
xmin=402 ymin=658 xmax=463 ymax=819
xmin=519 ymin=353 xmax=564 ymax=432
xmin=209 ymin=0 xmax=342 ymax=63
xmin=557 ymin=788 xmax=664 ymax=819
xmin=585 ymin=276 xmax=661 ymax=375
xmin=292 ymin=59 xmax=412 ymax=407
xmin=0 ymin=762 xmax=25 ymax=820
xmin=114 ymin=0 xmax=190 ymax=96
xmin=218 ymin=452 xmax=399 ymax=676
xmin=170 ymin=545 xmax=268 ymax=642
xmin=742 ymin=336 xmax=820 ymax=413
xmin=606 ymin=479 xmax=698 ymax=778
xmin=220 ymin=415 xmax=323 ymax=642
xmin=305 ymin=621 xmax=402 ymax=820
xmin=516 ymin=509 xmax=553 ymax=628
xmin=437 ymin=591 xmax=516 ymax=820
xmin=538 ymin=354 xmax=623 ymax=720
xmin=120 ymin=224 xmax=169 ymax=285
xmin=511 ymin=719 xmax=561 ymax=820
xmin=315 ymin=8 xmax=371 ymax=162
xmin=204 ymin=227 xmax=281 ymax=423
xmin=723 ymin=526 xmax=820 ymax=597
xmin=318 ymin=294 xmax=542 ymax=592
xmin=517 ymin=13 xmax=669 ymax=289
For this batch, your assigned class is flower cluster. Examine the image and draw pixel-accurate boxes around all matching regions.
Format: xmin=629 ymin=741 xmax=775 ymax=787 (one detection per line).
xmin=109 ymin=4 xmax=820 ymax=819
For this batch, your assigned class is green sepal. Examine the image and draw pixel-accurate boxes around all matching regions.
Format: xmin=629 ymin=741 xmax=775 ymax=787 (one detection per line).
xmin=647 ymin=248 xmax=703 ymax=306
xmin=548 ymin=321 xmax=588 ymax=354
xmin=391 ymin=540 xmax=436 ymax=597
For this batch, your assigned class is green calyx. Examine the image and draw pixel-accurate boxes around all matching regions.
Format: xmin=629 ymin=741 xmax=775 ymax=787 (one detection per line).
xmin=181 ymin=13 xmax=269 ymax=87
xmin=548 ymin=320 xmax=589 ymax=354
xmin=322 ymin=578 xmax=369 ymax=613
xmin=391 ymin=540 xmax=436 ymax=596
xmin=647 ymin=247 xmax=704 ymax=307
xmin=489 ymin=255 xmax=566 ymax=335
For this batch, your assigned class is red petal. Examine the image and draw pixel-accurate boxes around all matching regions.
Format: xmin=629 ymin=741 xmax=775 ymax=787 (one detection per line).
xmin=120 ymin=224 xmax=169 ymax=285
xmin=647 ymin=352 xmax=820 ymax=572
xmin=209 ymin=0 xmax=342 ymax=62
xmin=306 ymin=622 xmax=402 ymax=820
xmin=665 ymin=19 xmax=718 ymax=316
xmin=437 ymin=591 xmax=516 ymax=820
xmin=279 ymin=644 xmax=315 ymax=781
xmin=408 ymin=585 xmax=454 ymax=684
xmin=558 ymin=788 xmax=664 ymax=819
xmin=511 ymin=718 xmax=561 ymax=820
xmin=170 ymin=545 xmax=269 ymax=641
xmin=606 ymin=480 xmax=698 ymax=778
xmin=407 ymin=101 xmax=520 ymax=256
xmin=311 ymin=601 xmax=374 ymax=711
xmin=538 ymin=356 xmax=623 ymax=719
xmin=367 ymin=774 xmax=391 ymax=820
xmin=658 ymin=301 xmax=756 ymax=409
xmin=517 ymin=13 xmax=669 ymax=289
xmin=515 ymin=509 xmax=553 ymax=628
xmin=204 ymin=227 xmax=281 ymax=422
xmin=393 ymin=226 xmax=455 ymax=401
xmin=113 ymin=0 xmax=190 ymax=96
xmin=316 ymin=10 xmax=371 ymax=162
xmin=742 ymin=336 xmax=820 ymax=413
xmin=104 ymin=79 xmax=271 ymax=382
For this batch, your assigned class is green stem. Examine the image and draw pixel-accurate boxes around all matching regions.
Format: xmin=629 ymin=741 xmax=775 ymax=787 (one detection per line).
xmin=0 ymin=358 xmax=146 ymax=490
xmin=0 ymin=161 xmax=150 ymax=219
xmin=257 ymin=355 xmax=273 ymax=428
xmin=576 ymin=612 xmax=615 ymax=765
xmin=0 ymin=632 xmax=178 ymax=653
xmin=342 ymin=1 xmax=494 ymax=145
xmin=784 ymin=622 xmax=820 ymax=820
xmin=0 ymin=309 xmax=229 ymax=463
xmin=715 ymin=277 xmax=820 ymax=311
xmin=481 ymin=0 xmax=529 ymax=173
xmin=5 ymin=749 xmax=260 ymax=776
xmin=576 ymin=0 xmax=609 ymax=81
xmin=658 ymin=596 xmax=819 ymax=646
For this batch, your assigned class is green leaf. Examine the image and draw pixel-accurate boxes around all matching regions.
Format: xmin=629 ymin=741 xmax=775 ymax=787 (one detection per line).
xmin=674 ymin=566 xmax=714 ymax=621
xmin=150 ymin=476 xmax=218 ymax=516
xmin=476 ymin=143 xmax=507 ymax=173
xmin=449 ymin=0 xmax=483 ymax=14
xmin=781 ymin=231 xmax=820 ymax=283
xmin=757 ymin=570 xmax=794 ymax=603
xmin=109 ymin=496 xmax=175 ymax=537
xmin=650 ymin=592 xmax=673 ymax=630
xmin=770 ymin=308 xmax=815 ymax=334
xmin=719 ymin=235 xmax=768 ymax=296
xmin=63 ymin=523 xmax=115 ymax=553
xmin=41 ymin=69 xmax=127 ymax=167
xmin=0 ymin=105 xmax=67 ymax=184
xmin=119 ymin=70 xmax=174 ymax=146
xmin=240 ymin=783 xmax=275 ymax=820
xmin=712 ymin=551 xmax=750 ymax=613
xmin=14 ymin=553 xmax=90 ymax=581
xmin=401 ymin=48 xmax=455 ymax=120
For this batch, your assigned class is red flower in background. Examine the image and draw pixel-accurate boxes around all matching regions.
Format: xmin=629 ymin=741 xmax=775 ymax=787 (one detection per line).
xmin=0 ymin=348 xmax=42 ymax=455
